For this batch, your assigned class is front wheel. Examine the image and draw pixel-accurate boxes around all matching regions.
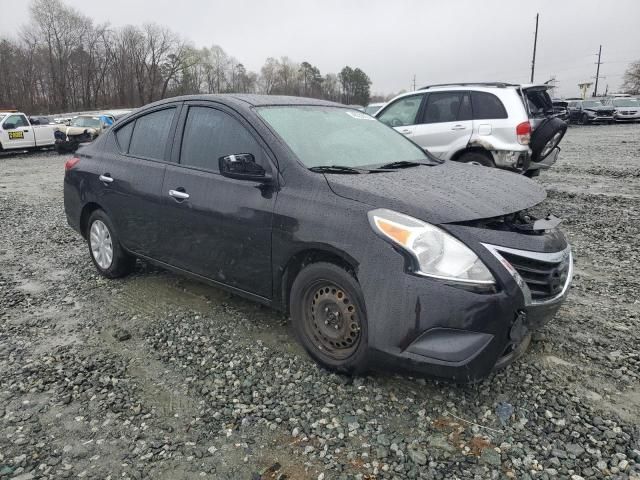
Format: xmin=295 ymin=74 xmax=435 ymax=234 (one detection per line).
xmin=580 ymin=113 xmax=590 ymax=125
xmin=290 ymin=262 xmax=369 ymax=374
xmin=87 ymin=210 xmax=135 ymax=278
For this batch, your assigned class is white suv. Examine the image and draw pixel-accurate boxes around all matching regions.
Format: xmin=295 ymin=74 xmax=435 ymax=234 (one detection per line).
xmin=375 ymin=83 xmax=567 ymax=176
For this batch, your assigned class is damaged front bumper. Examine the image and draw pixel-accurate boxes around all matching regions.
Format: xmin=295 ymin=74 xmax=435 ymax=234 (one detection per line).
xmin=364 ymin=216 xmax=572 ymax=383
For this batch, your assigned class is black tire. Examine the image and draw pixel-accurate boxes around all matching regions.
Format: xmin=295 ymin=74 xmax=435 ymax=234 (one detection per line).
xmin=524 ymin=169 xmax=540 ymax=178
xmin=530 ymin=117 xmax=567 ymax=162
xmin=580 ymin=113 xmax=590 ymax=125
xmin=458 ymin=151 xmax=495 ymax=167
xmin=290 ymin=262 xmax=368 ymax=374
xmin=86 ymin=210 xmax=135 ymax=278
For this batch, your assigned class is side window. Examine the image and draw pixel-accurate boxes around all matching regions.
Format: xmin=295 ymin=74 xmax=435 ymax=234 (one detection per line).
xmin=4 ymin=114 xmax=29 ymax=129
xmin=128 ymin=108 xmax=176 ymax=160
xmin=115 ymin=121 xmax=134 ymax=152
xmin=180 ymin=106 xmax=264 ymax=173
xmin=421 ymin=92 xmax=463 ymax=124
xmin=377 ymin=95 xmax=424 ymax=127
xmin=471 ymin=92 xmax=508 ymax=119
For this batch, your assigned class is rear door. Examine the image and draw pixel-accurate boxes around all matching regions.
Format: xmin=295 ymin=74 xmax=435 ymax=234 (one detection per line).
xmin=470 ymin=91 xmax=512 ymax=146
xmin=376 ymin=94 xmax=426 ymax=139
xmin=94 ymin=104 xmax=181 ymax=258
xmin=160 ymin=102 xmax=277 ymax=298
xmin=409 ymin=91 xmax=473 ymax=159
xmin=1 ymin=114 xmax=35 ymax=149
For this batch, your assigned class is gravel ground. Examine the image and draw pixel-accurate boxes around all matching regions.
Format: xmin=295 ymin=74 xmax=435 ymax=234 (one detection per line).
xmin=1 ymin=123 xmax=639 ymax=480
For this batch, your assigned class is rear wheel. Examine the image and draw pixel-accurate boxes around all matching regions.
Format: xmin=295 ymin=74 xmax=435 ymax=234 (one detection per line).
xmin=290 ymin=262 xmax=368 ymax=374
xmin=458 ymin=151 xmax=495 ymax=167
xmin=87 ymin=210 xmax=135 ymax=278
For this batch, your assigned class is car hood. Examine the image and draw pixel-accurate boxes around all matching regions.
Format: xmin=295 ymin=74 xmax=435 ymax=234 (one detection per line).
xmin=324 ymin=161 xmax=546 ymax=225
xmin=585 ymin=106 xmax=613 ymax=113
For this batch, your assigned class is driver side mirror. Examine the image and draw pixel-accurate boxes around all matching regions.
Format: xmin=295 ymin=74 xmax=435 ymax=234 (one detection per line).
xmin=219 ymin=153 xmax=271 ymax=182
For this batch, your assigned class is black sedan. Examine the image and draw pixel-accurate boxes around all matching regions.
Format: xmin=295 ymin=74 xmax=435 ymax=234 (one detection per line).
xmin=63 ymin=94 xmax=573 ymax=382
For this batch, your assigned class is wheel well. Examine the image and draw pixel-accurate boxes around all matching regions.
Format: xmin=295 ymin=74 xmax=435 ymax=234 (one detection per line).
xmin=280 ymin=249 xmax=357 ymax=315
xmin=79 ymin=202 xmax=102 ymax=238
xmin=451 ymin=147 xmax=494 ymax=162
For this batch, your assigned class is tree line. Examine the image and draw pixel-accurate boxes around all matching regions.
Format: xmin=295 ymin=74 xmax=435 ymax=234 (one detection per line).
xmin=0 ymin=0 xmax=373 ymax=114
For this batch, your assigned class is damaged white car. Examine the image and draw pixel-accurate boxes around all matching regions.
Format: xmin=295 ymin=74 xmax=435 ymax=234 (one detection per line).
xmin=54 ymin=114 xmax=114 ymax=154
xmin=376 ymin=82 xmax=567 ymax=177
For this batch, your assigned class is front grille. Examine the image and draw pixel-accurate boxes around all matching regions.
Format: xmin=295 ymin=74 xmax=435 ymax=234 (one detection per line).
xmin=500 ymin=251 xmax=571 ymax=301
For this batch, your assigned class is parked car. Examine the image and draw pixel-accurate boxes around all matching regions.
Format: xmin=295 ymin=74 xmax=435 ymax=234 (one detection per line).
xmin=567 ymin=99 xmax=614 ymax=124
xmin=0 ymin=111 xmax=56 ymax=151
xmin=602 ymin=97 xmax=640 ymax=122
xmin=551 ymin=100 xmax=570 ymax=121
xmin=363 ymin=102 xmax=385 ymax=115
xmin=54 ymin=114 xmax=115 ymax=153
xmin=63 ymin=94 xmax=573 ymax=382
xmin=375 ymin=83 xmax=567 ymax=177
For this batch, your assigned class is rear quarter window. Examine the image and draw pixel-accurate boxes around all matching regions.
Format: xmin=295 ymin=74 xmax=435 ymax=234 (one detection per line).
xmin=114 ymin=121 xmax=134 ymax=153
xmin=471 ymin=91 xmax=508 ymax=119
xmin=128 ymin=108 xmax=176 ymax=161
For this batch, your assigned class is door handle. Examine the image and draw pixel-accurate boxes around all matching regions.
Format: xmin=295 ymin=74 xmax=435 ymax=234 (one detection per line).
xmin=23 ymin=130 xmax=29 ymax=133
xmin=169 ymin=189 xmax=189 ymax=200
xmin=400 ymin=129 xmax=412 ymax=134
xmin=451 ymin=125 xmax=466 ymax=130
xmin=98 ymin=174 xmax=113 ymax=183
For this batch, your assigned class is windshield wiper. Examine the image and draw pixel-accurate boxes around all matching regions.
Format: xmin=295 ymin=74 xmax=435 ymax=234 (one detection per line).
xmin=309 ymin=165 xmax=370 ymax=174
xmin=375 ymin=160 xmax=439 ymax=169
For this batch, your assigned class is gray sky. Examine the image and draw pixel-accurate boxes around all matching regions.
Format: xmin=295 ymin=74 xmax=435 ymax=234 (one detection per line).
xmin=1 ymin=0 xmax=638 ymax=97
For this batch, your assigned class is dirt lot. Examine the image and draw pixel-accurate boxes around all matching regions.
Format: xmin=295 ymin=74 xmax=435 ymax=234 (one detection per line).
xmin=1 ymin=123 xmax=639 ymax=480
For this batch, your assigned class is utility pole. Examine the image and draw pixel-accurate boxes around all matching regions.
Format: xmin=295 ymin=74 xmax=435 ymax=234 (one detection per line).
xmin=412 ymin=75 xmax=416 ymax=91
xmin=593 ymin=45 xmax=602 ymax=97
xmin=530 ymin=13 xmax=539 ymax=83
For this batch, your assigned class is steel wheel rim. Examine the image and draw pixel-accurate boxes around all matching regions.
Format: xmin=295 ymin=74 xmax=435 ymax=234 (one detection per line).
xmin=303 ymin=281 xmax=362 ymax=360
xmin=541 ymin=131 xmax=562 ymax=157
xmin=90 ymin=220 xmax=113 ymax=269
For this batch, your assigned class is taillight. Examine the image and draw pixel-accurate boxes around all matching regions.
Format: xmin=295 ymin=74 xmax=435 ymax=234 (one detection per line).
xmin=65 ymin=157 xmax=80 ymax=171
xmin=516 ymin=121 xmax=531 ymax=145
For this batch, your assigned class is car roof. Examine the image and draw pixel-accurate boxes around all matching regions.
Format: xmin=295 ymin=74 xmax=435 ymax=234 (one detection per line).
xmin=141 ymin=94 xmax=343 ymax=110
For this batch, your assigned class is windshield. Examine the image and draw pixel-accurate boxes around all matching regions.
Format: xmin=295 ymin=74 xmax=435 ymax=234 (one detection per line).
xmin=71 ymin=116 xmax=101 ymax=128
xmin=257 ymin=106 xmax=428 ymax=168
xmin=613 ymin=99 xmax=639 ymax=107
xmin=364 ymin=105 xmax=382 ymax=115
xmin=582 ymin=100 xmax=603 ymax=108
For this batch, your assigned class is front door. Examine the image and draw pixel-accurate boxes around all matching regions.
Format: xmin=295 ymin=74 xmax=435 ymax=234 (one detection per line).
xmin=161 ymin=104 xmax=277 ymax=299
xmin=409 ymin=91 xmax=473 ymax=159
xmin=376 ymin=93 xmax=426 ymax=142
xmin=1 ymin=114 xmax=35 ymax=149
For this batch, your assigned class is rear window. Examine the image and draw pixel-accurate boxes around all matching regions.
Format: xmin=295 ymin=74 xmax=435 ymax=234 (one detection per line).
xmin=128 ymin=108 xmax=175 ymax=160
xmin=471 ymin=92 xmax=508 ymax=119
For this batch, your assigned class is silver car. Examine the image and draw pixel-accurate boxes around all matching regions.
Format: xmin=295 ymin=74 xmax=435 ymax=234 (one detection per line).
xmin=608 ymin=98 xmax=640 ymax=122
xmin=375 ymin=82 xmax=567 ymax=177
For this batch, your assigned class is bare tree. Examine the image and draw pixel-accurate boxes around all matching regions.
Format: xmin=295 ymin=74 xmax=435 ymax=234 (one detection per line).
xmin=622 ymin=60 xmax=640 ymax=95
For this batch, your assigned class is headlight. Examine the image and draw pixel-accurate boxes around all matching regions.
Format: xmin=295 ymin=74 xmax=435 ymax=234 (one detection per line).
xmin=368 ymin=209 xmax=495 ymax=284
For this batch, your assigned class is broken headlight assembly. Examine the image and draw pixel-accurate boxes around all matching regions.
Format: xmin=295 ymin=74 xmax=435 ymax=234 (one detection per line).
xmin=368 ymin=208 xmax=495 ymax=285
